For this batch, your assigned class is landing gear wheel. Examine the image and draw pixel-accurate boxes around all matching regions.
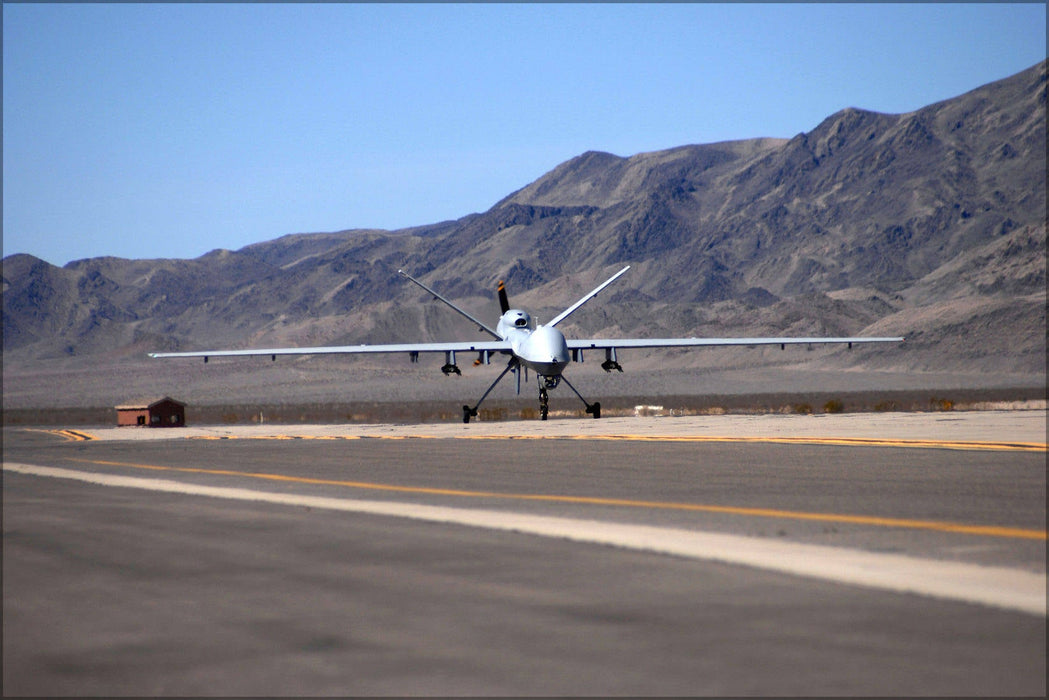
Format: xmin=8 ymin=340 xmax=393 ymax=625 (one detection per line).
xmin=463 ymin=405 xmax=477 ymax=424
xmin=539 ymin=386 xmax=549 ymax=421
xmin=586 ymin=401 xmax=601 ymax=419
xmin=540 ymin=404 xmax=549 ymax=421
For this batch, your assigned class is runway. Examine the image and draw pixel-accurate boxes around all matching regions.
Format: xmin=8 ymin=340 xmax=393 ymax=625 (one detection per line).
xmin=3 ymin=413 xmax=1046 ymax=695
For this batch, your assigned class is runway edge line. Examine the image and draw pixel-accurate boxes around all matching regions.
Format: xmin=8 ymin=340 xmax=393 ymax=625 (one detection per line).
xmin=5 ymin=461 xmax=1045 ymax=618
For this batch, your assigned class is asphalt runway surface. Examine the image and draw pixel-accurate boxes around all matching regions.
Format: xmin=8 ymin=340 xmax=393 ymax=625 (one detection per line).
xmin=3 ymin=417 xmax=1046 ymax=696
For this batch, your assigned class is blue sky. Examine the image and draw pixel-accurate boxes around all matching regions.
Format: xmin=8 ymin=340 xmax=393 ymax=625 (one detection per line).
xmin=4 ymin=3 xmax=1045 ymax=266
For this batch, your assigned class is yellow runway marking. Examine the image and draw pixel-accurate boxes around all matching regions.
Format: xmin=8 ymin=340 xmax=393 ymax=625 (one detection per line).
xmin=189 ymin=435 xmax=430 ymax=441
xmin=10 ymin=461 xmax=1044 ymax=617
xmin=33 ymin=429 xmax=97 ymax=442
xmin=471 ymin=434 xmax=1048 ymax=453
xmin=186 ymin=433 xmax=1046 ymax=451
xmin=67 ymin=457 xmax=1046 ymax=541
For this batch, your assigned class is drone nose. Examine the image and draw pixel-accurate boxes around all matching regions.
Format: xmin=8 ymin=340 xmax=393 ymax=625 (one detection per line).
xmin=525 ymin=326 xmax=570 ymax=367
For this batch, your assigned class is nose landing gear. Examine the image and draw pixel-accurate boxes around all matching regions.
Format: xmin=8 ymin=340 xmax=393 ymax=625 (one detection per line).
xmin=538 ymin=374 xmax=600 ymax=420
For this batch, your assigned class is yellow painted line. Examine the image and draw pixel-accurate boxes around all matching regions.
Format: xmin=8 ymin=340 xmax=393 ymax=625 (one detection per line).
xmin=187 ymin=435 xmax=433 ymax=441
xmin=67 ymin=456 xmax=1047 ymax=541
xmin=35 ymin=429 xmax=97 ymax=442
xmin=462 ymin=434 xmax=1048 ymax=452
xmin=186 ymin=432 xmax=1045 ymax=452
xmin=7 ymin=461 xmax=1046 ymax=617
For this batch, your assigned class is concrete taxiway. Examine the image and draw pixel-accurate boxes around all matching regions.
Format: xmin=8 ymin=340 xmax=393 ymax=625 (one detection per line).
xmin=3 ymin=411 xmax=1045 ymax=695
xmin=56 ymin=407 xmax=1049 ymax=445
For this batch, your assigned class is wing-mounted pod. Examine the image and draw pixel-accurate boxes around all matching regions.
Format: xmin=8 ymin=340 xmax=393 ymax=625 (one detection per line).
xmin=441 ymin=350 xmax=461 ymax=376
xmin=601 ymin=347 xmax=623 ymax=372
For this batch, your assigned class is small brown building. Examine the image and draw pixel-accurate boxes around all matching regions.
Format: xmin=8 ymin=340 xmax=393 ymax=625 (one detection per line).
xmin=116 ymin=397 xmax=186 ymax=427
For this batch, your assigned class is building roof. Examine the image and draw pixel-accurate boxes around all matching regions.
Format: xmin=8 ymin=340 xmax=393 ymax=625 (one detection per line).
xmin=115 ymin=396 xmax=185 ymax=410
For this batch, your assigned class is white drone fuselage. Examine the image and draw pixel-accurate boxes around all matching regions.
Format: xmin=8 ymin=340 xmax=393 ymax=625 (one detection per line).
xmin=498 ymin=310 xmax=570 ymax=378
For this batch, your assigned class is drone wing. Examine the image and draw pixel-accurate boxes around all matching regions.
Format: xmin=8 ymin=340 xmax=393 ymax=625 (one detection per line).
xmin=149 ymin=340 xmax=511 ymax=361
xmin=564 ymin=335 xmax=902 ymax=372
xmin=567 ymin=336 xmax=904 ymax=351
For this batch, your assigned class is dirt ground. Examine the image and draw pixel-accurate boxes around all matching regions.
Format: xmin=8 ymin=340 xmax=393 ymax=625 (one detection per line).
xmin=4 ymin=353 xmax=1043 ymax=428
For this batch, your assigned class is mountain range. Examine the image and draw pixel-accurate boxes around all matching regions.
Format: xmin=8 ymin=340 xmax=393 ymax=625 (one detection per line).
xmin=3 ymin=61 xmax=1045 ymax=410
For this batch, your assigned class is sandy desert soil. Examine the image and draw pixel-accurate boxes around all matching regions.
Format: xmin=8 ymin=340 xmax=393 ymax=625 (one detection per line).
xmin=3 ymin=353 xmax=1044 ymax=427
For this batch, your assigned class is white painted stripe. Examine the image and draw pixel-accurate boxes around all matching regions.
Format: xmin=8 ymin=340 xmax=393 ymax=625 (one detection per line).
xmin=6 ymin=462 xmax=1045 ymax=617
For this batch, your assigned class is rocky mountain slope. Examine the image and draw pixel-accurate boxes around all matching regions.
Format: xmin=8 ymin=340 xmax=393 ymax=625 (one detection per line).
xmin=3 ymin=61 xmax=1045 ymax=408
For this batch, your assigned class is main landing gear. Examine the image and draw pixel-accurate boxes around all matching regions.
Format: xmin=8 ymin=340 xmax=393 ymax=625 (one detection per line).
xmin=536 ymin=384 xmax=600 ymax=420
xmin=460 ymin=361 xmax=601 ymax=423
xmin=462 ymin=359 xmax=517 ymax=423
xmin=551 ymin=373 xmax=600 ymax=420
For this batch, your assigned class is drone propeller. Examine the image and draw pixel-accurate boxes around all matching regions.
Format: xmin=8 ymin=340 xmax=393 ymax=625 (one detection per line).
xmin=497 ymin=280 xmax=510 ymax=314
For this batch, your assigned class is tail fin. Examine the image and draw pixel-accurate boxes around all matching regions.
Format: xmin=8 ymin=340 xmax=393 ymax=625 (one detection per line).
xmin=546 ymin=266 xmax=630 ymax=328
xmin=398 ymin=269 xmax=501 ymax=339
